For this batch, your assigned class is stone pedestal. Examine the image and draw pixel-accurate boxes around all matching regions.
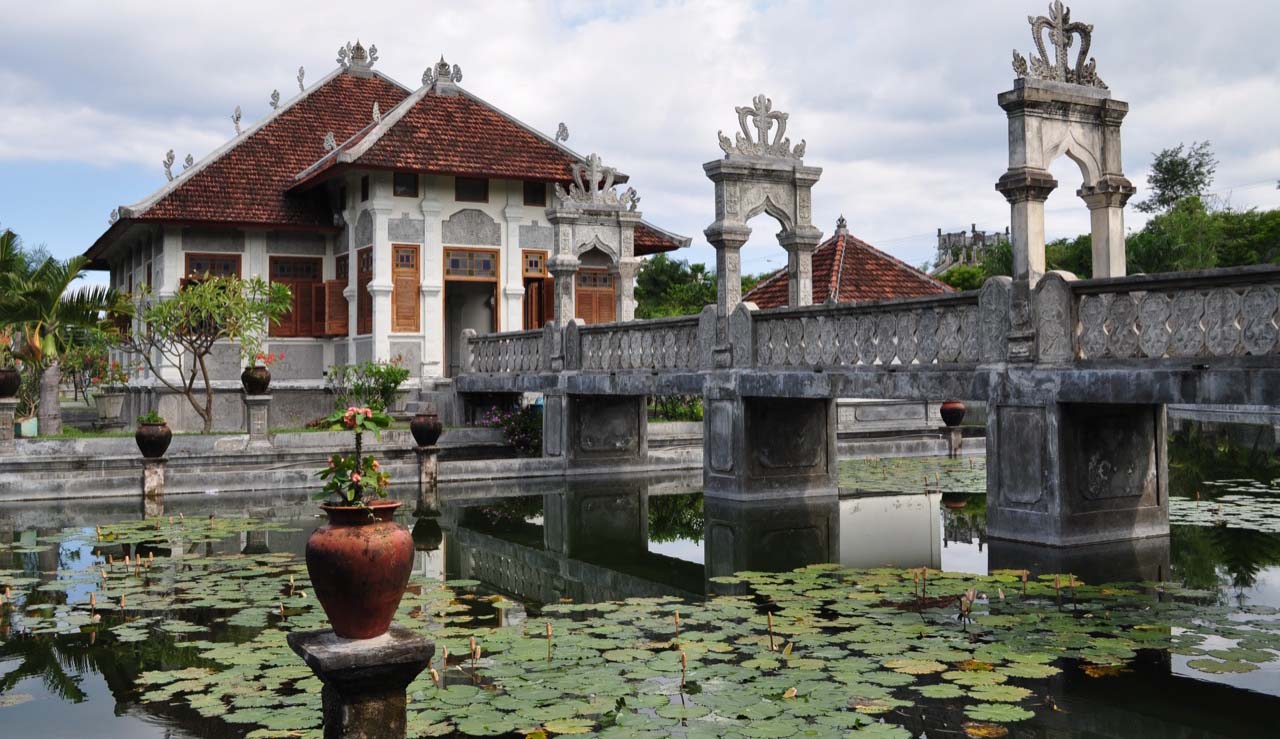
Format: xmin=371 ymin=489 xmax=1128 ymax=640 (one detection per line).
xmin=986 ymin=401 xmax=1169 ymax=546
xmin=703 ymin=377 xmax=836 ymax=501
xmin=943 ymin=427 xmax=963 ymax=458
xmin=244 ymin=394 xmax=271 ymax=449
xmin=545 ymin=393 xmax=647 ymax=468
xmin=414 ymin=446 xmax=440 ymax=516
xmin=142 ymin=458 xmax=166 ymax=500
xmin=0 ymin=398 xmax=17 ymax=455
xmin=288 ymin=626 xmax=434 ymax=739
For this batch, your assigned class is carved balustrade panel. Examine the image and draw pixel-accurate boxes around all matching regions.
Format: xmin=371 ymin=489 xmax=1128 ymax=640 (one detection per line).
xmin=466 ymin=330 xmax=544 ymax=373
xmin=1073 ymin=273 xmax=1280 ymax=360
xmin=751 ymin=295 xmax=982 ymax=369
xmin=577 ymin=316 xmax=700 ymax=372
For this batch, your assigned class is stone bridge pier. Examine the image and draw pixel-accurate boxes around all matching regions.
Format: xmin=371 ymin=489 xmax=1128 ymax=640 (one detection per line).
xmin=543 ymin=389 xmax=648 ymax=469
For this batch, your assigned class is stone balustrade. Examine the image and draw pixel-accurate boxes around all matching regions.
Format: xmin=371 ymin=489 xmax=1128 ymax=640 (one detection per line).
xmin=740 ymin=292 xmax=983 ymax=369
xmin=463 ymin=328 xmax=546 ymax=373
xmin=571 ymin=314 xmax=706 ymax=371
xmin=1032 ymin=266 xmax=1280 ymax=363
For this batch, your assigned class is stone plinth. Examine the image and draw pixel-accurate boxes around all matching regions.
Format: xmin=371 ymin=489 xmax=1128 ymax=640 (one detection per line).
xmin=288 ymin=626 xmax=434 ymax=739
xmin=414 ymin=446 xmax=440 ymax=516
xmin=244 ymin=394 xmax=272 ymax=449
xmin=942 ymin=427 xmax=963 ymax=458
xmin=0 ymin=398 xmax=16 ymax=455
xmin=142 ymin=457 xmax=166 ymax=499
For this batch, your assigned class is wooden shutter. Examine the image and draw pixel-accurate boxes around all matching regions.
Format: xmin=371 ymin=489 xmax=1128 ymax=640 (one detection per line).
xmin=357 ymin=248 xmax=373 ymax=335
xmin=312 ymin=284 xmax=327 ymax=336
xmin=542 ymin=277 xmax=554 ymax=327
xmin=392 ymin=245 xmax=420 ymax=333
xmin=595 ymin=290 xmax=616 ymax=324
xmin=273 ymin=281 xmax=298 ymax=337
xmin=296 ymin=279 xmax=314 ymax=337
xmin=325 ymin=280 xmax=349 ymax=336
xmin=575 ymin=289 xmax=595 ymax=325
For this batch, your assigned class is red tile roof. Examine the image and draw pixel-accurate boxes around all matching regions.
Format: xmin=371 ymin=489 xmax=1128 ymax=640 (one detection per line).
xmin=295 ymin=86 xmax=587 ymax=188
xmin=744 ymin=221 xmax=952 ymax=309
xmin=635 ymin=221 xmax=690 ymax=256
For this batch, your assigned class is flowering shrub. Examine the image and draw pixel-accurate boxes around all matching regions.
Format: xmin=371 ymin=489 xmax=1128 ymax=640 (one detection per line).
xmin=478 ymin=404 xmax=542 ymax=457
xmin=325 ymin=356 xmax=410 ymax=411
xmin=315 ymin=406 xmax=393 ymax=505
xmin=0 ymin=329 xmax=15 ymax=368
xmin=254 ymin=351 xmax=285 ymax=367
xmin=90 ymin=358 xmax=133 ymax=389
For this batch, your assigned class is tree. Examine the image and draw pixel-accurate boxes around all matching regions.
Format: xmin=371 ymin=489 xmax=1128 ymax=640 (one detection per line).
xmin=0 ymin=228 xmax=129 ymax=435
xmin=635 ymin=253 xmax=771 ymax=318
xmin=1134 ymin=141 xmax=1218 ymax=214
xmin=936 ymin=264 xmax=986 ymax=291
xmin=1126 ymin=196 xmax=1221 ymax=273
xmin=117 ymin=275 xmax=291 ymax=433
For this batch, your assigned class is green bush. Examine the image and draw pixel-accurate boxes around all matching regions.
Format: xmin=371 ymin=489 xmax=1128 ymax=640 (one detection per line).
xmin=478 ymin=404 xmax=543 ymax=456
xmin=649 ymin=395 xmax=703 ymax=422
xmin=327 ymin=357 xmax=411 ymax=411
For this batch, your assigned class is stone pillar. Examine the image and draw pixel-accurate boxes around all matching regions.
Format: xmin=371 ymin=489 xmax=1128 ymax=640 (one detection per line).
xmin=705 ymin=225 xmax=749 ymax=367
xmin=995 ymin=170 xmax=1056 ymax=285
xmin=943 ymin=427 xmax=963 ymax=458
xmin=986 ymin=401 xmax=1169 ymax=546
xmin=702 ymin=375 xmax=836 ymax=501
xmin=142 ymin=457 xmax=166 ymax=499
xmin=414 ymin=446 xmax=440 ymax=516
xmin=1079 ymin=177 xmax=1135 ymax=278
xmin=0 ymin=398 xmax=16 ymax=455
xmin=547 ymin=254 xmax=579 ymax=327
xmin=420 ymin=188 xmax=445 ymax=379
xmin=244 ymin=394 xmax=271 ymax=449
xmin=558 ymin=394 xmax=648 ymax=469
xmin=541 ymin=387 xmax=567 ymax=459
xmin=780 ymin=228 xmax=822 ymax=307
xmin=288 ymin=626 xmax=434 ymax=739
xmin=369 ymin=206 xmax=394 ymax=361
xmin=616 ymin=257 xmax=640 ymax=322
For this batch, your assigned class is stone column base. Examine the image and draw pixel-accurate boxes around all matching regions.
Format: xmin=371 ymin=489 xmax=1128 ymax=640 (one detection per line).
xmin=0 ymin=398 xmax=17 ymax=455
xmin=244 ymin=394 xmax=272 ymax=449
xmin=288 ymin=625 xmax=434 ymax=739
xmin=142 ymin=458 xmax=167 ymax=500
xmin=415 ymin=446 xmax=440 ymax=516
xmin=943 ymin=427 xmax=963 ymax=458
xmin=986 ymin=401 xmax=1169 ymax=546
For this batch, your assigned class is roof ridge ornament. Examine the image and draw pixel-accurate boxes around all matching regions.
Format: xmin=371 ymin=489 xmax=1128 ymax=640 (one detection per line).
xmin=372 ymin=101 xmax=381 ymax=123
xmin=163 ymin=149 xmax=175 ymax=181
xmin=555 ymin=122 xmax=569 ymax=143
xmin=183 ymin=154 xmax=194 ymax=170
xmin=269 ymin=89 xmax=280 ymax=110
xmin=835 ymin=214 xmax=848 ymax=234
xmin=1012 ymin=1 xmax=1106 ymax=88
xmin=429 ymin=56 xmax=463 ymax=87
xmin=554 ymin=153 xmax=639 ymax=212
xmin=717 ymin=94 xmax=806 ymax=160
xmin=297 ymin=66 xmax=306 ymax=92
xmin=338 ymin=40 xmax=378 ymax=75
xmin=323 ymin=132 xmax=337 ymax=152
xmin=231 ymin=105 xmax=242 ymax=135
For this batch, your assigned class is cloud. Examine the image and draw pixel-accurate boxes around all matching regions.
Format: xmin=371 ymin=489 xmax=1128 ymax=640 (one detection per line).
xmin=1 ymin=0 xmax=1276 ymax=270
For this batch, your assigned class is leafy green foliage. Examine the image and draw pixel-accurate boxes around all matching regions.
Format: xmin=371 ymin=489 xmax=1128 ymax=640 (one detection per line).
xmin=477 ymin=405 xmax=543 ymax=456
xmin=1134 ymin=140 xmax=1218 ymax=214
xmin=636 ymin=254 xmax=767 ymax=318
xmin=936 ymin=264 xmax=986 ymax=291
xmin=649 ymin=395 xmax=703 ymax=422
xmin=316 ymin=406 xmax=393 ymax=504
xmin=326 ymin=357 xmax=412 ymax=411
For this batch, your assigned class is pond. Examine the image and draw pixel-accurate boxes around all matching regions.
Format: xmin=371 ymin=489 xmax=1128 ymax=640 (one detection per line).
xmin=0 ymin=422 xmax=1278 ymax=738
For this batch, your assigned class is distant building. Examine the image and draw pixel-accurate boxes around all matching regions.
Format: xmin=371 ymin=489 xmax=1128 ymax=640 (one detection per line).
xmin=743 ymin=216 xmax=951 ymax=309
xmin=930 ymin=224 xmax=1008 ymax=276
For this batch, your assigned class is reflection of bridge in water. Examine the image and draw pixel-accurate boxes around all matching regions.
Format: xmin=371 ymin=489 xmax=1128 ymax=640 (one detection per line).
xmin=453 ymin=23 xmax=1280 ymax=550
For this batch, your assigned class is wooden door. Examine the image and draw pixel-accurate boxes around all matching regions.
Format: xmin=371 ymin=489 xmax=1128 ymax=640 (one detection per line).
xmin=392 ymin=245 xmax=420 ymax=332
xmin=575 ymin=270 xmax=617 ymax=325
xmin=356 ymin=247 xmax=373 ymax=335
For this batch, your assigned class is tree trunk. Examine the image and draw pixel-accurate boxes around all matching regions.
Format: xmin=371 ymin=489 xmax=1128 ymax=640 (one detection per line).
xmin=38 ymin=361 xmax=62 ymax=436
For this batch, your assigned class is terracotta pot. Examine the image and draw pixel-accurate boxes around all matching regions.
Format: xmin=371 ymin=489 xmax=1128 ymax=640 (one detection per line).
xmin=306 ymin=500 xmax=413 ymax=639
xmin=940 ymin=399 xmax=967 ymax=427
xmin=0 ymin=367 xmax=20 ymax=398
xmin=410 ymin=412 xmax=443 ymax=447
xmin=135 ymin=422 xmax=172 ymax=458
xmin=241 ymin=366 xmax=271 ymax=395
xmin=942 ymin=493 xmax=968 ymax=510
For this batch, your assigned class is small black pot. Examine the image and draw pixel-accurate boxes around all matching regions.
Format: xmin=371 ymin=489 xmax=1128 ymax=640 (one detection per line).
xmin=241 ymin=366 xmax=271 ymax=395
xmin=135 ymin=422 xmax=172 ymax=459
xmin=0 ymin=367 xmax=20 ymax=398
xmin=410 ymin=413 xmax=443 ymax=447
xmin=940 ymin=400 xmax=967 ymax=427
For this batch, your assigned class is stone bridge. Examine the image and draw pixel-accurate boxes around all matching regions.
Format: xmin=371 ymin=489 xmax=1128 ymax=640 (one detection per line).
xmin=453 ymin=7 xmax=1280 ymax=548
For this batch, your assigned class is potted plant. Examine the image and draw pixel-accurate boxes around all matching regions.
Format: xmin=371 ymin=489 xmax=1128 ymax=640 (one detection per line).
xmin=0 ymin=330 xmax=19 ymax=399
xmin=410 ymin=405 xmax=443 ymax=447
xmin=940 ymin=400 xmax=967 ymax=427
xmin=307 ymin=405 xmax=411 ymax=639
xmin=92 ymin=358 xmax=131 ymax=425
xmin=241 ymin=351 xmax=282 ymax=395
xmin=135 ymin=410 xmax=172 ymax=458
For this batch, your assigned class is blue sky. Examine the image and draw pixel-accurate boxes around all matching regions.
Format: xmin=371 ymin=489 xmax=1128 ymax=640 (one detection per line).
xmin=2 ymin=0 xmax=1277 ymax=284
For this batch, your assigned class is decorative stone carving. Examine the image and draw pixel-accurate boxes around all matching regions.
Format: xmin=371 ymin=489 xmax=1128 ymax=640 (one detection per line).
xmin=979 ymin=277 xmax=1013 ymax=363
xmin=1106 ymin=293 xmax=1139 ymax=358
xmin=1137 ymin=292 xmax=1171 ymax=358
xmin=556 ymin=122 xmax=569 ymax=142
xmin=231 ymin=105 xmax=242 ymax=135
xmin=337 ymin=40 xmax=378 ymax=72
xmin=183 ymin=154 xmax=193 ymax=170
xmin=162 ymin=149 xmax=175 ymax=181
xmin=1077 ymin=294 xmax=1108 ymax=358
xmin=270 ymin=89 xmax=280 ymax=110
xmin=717 ymin=94 xmax=806 ymax=160
xmin=1034 ymin=271 xmax=1075 ymax=363
xmin=428 ymin=56 xmax=462 ymax=85
xmin=1241 ymin=286 xmax=1278 ymax=355
xmin=323 ymin=132 xmax=336 ymax=152
xmin=442 ymin=209 xmax=501 ymax=246
xmin=1169 ymin=293 xmax=1206 ymax=357
xmin=1204 ymin=288 xmax=1241 ymax=356
xmin=554 ymin=154 xmax=639 ymax=211
xmin=388 ymin=213 xmax=425 ymax=243
xmin=297 ymin=66 xmax=305 ymax=92
xmin=1012 ymin=1 xmax=1106 ymax=89
xmin=354 ymin=210 xmax=374 ymax=247
xmin=108 ymin=208 xmax=119 ymax=225
xmin=372 ymin=101 xmax=381 ymax=123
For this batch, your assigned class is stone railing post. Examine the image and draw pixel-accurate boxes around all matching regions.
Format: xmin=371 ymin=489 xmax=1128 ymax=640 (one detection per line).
xmin=415 ymin=445 xmax=440 ymax=516
xmin=244 ymin=394 xmax=272 ymax=449
xmin=695 ymin=305 xmax=719 ymax=370
xmin=562 ymin=319 xmax=584 ymax=371
xmin=780 ymin=229 xmax=823 ymax=307
xmin=1033 ymin=271 xmax=1077 ymax=364
xmin=978 ymin=276 xmax=1013 ymax=364
xmin=729 ymin=302 xmax=758 ymax=368
xmin=704 ymin=224 xmax=750 ymax=366
xmin=459 ymin=329 xmax=476 ymax=374
xmin=542 ymin=321 xmax=562 ymax=372
xmin=0 ymin=398 xmax=17 ymax=455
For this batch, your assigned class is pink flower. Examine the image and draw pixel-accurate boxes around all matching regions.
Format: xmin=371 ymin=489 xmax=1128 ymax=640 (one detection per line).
xmin=371 ymin=460 xmax=380 ymax=472
xmin=350 ymin=472 xmax=361 ymax=483
xmin=328 ymin=458 xmax=336 ymax=468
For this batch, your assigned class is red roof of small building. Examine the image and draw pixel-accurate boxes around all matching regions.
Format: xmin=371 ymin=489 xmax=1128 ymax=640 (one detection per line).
xmin=743 ymin=217 xmax=952 ymax=309
xmin=635 ymin=221 xmax=691 ymax=257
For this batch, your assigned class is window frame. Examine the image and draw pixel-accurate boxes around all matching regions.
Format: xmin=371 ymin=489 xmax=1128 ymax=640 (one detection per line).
xmin=444 ymin=247 xmax=500 ymax=282
xmin=393 ymin=172 xmax=419 ymax=198
xmin=183 ymin=252 xmax=242 ymax=279
xmin=454 ymin=177 xmax=489 ymax=203
xmin=360 ymin=175 xmax=370 ymax=202
xmin=523 ymin=180 xmax=547 ymax=207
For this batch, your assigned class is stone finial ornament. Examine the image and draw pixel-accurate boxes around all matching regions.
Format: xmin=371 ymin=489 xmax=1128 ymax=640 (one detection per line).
xmin=717 ymin=94 xmax=806 ymax=160
xmin=297 ymin=66 xmax=306 ymax=91
xmin=554 ymin=154 xmax=639 ymax=211
xmin=184 ymin=154 xmax=194 ymax=170
xmin=232 ymin=105 xmax=242 ymax=135
xmin=429 ymin=56 xmax=463 ymax=85
xmin=372 ymin=102 xmax=381 ymax=123
xmin=163 ymin=149 xmax=175 ymax=181
xmin=1012 ymin=1 xmax=1106 ymax=88
xmin=109 ymin=208 xmax=119 ymax=225
xmin=451 ymin=64 xmax=463 ymax=83
xmin=270 ymin=89 xmax=280 ymax=110
xmin=338 ymin=40 xmax=378 ymax=73
xmin=421 ymin=67 xmax=434 ymax=87
xmin=323 ymin=132 xmax=337 ymax=152
xmin=835 ymin=214 xmax=848 ymax=234
xmin=556 ymin=122 xmax=569 ymax=143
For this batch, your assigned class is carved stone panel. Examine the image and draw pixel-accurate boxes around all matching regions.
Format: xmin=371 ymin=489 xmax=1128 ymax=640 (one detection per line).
xmin=1241 ymin=286 xmax=1278 ymax=355
xmin=1063 ymin=404 xmax=1157 ymax=506
xmin=997 ymin=406 xmax=1045 ymax=506
xmin=572 ymin=396 xmax=640 ymax=461
xmin=388 ymin=213 xmax=425 ymax=243
xmin=1137 ymin=292 xmax=1171 ymax=358
xmin=1169 ymin=293 xmax=1205 ymax=357
xmin=1033 ymin=273 xmax=1073 ymax=363
xmin=746 ymin=398 xmax=826 ymax=476
xmin=519 ymin=224 xmax=553 ymax=250
xmin=1204 ymin=287 xmax=1241 ymax=356
xmin=354 ymin=210 xmax=374 ymax=247
xmin=979 ymin=277 xmax=1012 ymax=363
xmin=442 ymin=209 xmax=501 ymax=246
xmin=707 ymin=400 xmax=736 ymax=473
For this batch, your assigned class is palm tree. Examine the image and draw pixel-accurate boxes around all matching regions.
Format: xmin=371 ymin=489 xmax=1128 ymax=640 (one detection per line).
xmin=0 ymin=230 xmax=129 ymax=435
